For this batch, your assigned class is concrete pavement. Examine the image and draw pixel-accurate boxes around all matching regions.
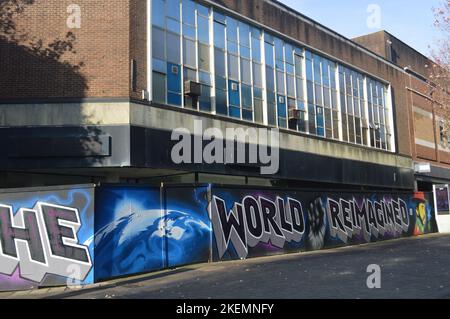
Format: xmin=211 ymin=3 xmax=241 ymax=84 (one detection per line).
xmin=2 ymin=234 xmax=450 ymax=299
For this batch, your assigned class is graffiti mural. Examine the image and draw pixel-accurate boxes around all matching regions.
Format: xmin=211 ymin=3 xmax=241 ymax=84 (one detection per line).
xmin=0 ymin=184 xmax=437 ymax=291
xmin=164 ymin=187 xmax=211 ymax=268
xmin=0 ymin=186 xmax=94 ymax=291
xmin=210 ymin=188 xmax=437 ymax=261
xmin=94 ymin=186 xmax=211 ymax=282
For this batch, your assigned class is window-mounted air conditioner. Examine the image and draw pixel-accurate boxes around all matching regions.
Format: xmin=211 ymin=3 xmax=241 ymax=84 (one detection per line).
xmin=289 ymin=109 xmax=302 ymax=121
xmin=184 ymin=81 xmax=202 ymax=97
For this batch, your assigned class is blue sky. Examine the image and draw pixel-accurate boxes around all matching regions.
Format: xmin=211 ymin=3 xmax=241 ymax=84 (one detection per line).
xmin=279 ymin=0 xmax=444 ymax=57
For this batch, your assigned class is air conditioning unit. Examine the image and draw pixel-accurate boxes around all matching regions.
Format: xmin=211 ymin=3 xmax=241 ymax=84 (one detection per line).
xmin=288 ymin=109 xmax=302 ymax=121
xmin=184 ymin=81 xmax=202 ymax=97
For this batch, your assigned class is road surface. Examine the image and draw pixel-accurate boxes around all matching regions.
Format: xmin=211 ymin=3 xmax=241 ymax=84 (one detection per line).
xmin=3 ymin=234 xmax=450 ymax=299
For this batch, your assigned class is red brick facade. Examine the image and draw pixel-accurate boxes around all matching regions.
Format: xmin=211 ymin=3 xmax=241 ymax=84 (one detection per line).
xmin=0 ymin=0 xmax=130 ymax=99
xmin=0 ymin=0 xmax=448 ymax=171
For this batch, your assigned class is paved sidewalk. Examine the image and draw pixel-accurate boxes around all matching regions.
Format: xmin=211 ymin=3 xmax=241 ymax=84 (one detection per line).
xmin=2 ymin=234 xmax=450 ymax=299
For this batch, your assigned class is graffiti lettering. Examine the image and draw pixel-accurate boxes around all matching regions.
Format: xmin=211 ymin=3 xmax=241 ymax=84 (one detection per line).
xmin=0 ymin=203 xmax=92 ymax=283
xmin=327 ymin=198 xmax=409 ymax=243
xmin=211 ymin=195 xmax=305 ymax=259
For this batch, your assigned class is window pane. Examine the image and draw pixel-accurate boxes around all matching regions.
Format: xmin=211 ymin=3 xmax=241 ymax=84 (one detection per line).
xmin=266 ymin=67 xmax=275 ymax=92
xmin=252 ymin=37 xmax=261 ymax=62
xmin=227 ymin=41 xmax=238 ymax=54
xmin=287 ymin=74 xmax=295 ymax=97
xmin=183 ymin=24 xmax=196 ymax=39
xmin=227 ymin=17 xmax=238 ymax=42
xmin=241 ymin=58 xmax=251 ymax=84
xmin=152 ymin=0 xmax=165 ymax=27
xmin=296 ymin=78 xmax=304 ymax=100
xmin=276 ymin=70 xmax=285 ymax=94
xmin=228 ymin=54 xmax=239 ymax=80
xmin=295 ymin=54 xmax=303 ymax=76
xmin=215 ymin=76 xmax=226 ymax=90
xmin=265 ymin=43 xmax=274 ymax=67
xmin=167 ymin=18 xmax=181 ymax=33
xmin=198 ymin=43 xmax=210 ymax=71
xmin=166 ymin=33 xmax=180 ymax=63
xmin=167 ymin=0 xmax=180 ymax=20
xmin=213 ymin=11 xmax=226 ymax=23
xmin=315 ymin=84 xmax=323 ymax=106
xmin=183 ymin=0 xmax=196 ymax=25
xmin=152 ymin=27 xmax=165 ymax=60
xmin=183 ymin=38 xmax=196 ymax=67
xmin=285 ymin=44 xmax=294 ymax=64
xmin=214 ymin=22 xmax=225 ymax=49
xmin=183 ymin=67 xmax=196 ymax=81
xmin=199 ymin=71 xmax=211 ymax=85
xmin=242 ymin=84 xmax=252 ymax=109
xmin=216 ymin=89 xmax=227 ymax=115
xmin=214 ymin=49 xmax=226 ymax=77
xmin=240 ymin=46 xmax=251 ymax=58
xmin=239 ymin=22 xmax=250 ymax=47
xmin=323 ymin=87 xmax=330 ymax=108
xmin=274 ymin=38 xmax=284 ymax=62
xmin=197 ymin=3 xmax=209 ymax=17
xmin=153 ymin=72 xmax=166 ymax=103
xmin=198 ymin=16 xmax=210 ymax=43
xmin=254 ymin=99 xmax=263 ymax=124
xmin=306 ymin=59 xmax=313 ymax=81
xmin=253 ymin=63 xmax=262 ymax=87
xmin=307 ymin=81 xmax=314 ymax=103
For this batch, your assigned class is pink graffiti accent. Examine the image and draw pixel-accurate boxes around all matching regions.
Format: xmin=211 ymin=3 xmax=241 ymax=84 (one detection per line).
xmin=0 ymin=268 xmax=36 ymax=291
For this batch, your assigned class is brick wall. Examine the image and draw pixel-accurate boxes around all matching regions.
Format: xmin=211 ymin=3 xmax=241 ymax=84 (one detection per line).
xmin=0 ymin=0 xmax=130 ymax=99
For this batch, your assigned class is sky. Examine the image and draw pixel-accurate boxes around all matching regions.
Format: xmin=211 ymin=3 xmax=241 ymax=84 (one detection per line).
xmin=279 ymin=0 xmax=445 ymax=57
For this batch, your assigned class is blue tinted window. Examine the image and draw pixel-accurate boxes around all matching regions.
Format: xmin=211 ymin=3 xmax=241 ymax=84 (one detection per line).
xmin=228 ymin=80 xmax=240 ymax=106
xmin=240 ymin=46 xmax=251 ymax=59
xmin=265 ymin=43 xmax=274 ymax=67
xmin=239 ymin=23 xmax=250 ymax=47
xmin=183 ymin=0 xmax=196 ymax=25
xmin=242 ymin=84 xmax=252 ymax=109
xmin=306 ymin=59 xmax=313 ymax=81
xmin=215 ymin=49 xmax=226 ymax=77
xmin=213 ymin=11 xmax=226 ymax=24
xmin=152 ymin=27 xmax=165 ymax=60
xmin=274 ymin=38 xmax=284 ymax=61
xmin=214 ymin=22 xmax=225 ymax=49
xmin=198 ymin=16 xmax=210 ymax=43
xmin=167 ymin=0 xmax=180 ymax=20
xmin=168 ymin=92 xmax=182 ymax=106
xmin=197 ymin=4 xmax=209 ymax=17
xmin=227 ymin=17 xmax=238 ymax=42
xmin=216 ymin=89 xmax=228 ymax=115
xmin=277 ymin=96 xmax=287 ymax=117
xmin=153 ymin=58 xmax=167 ymax=73
xmin=152 ymin=0 xmax=165 ymax=27
xmin=167 ymin=18 xmax=181 ymax=33
xmin=252 ymin=37 xmax=261 ymax=62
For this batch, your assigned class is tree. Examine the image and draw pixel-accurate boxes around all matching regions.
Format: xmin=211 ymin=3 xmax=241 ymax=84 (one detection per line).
xmin=427 ymin=1 xmax=450 ymax=146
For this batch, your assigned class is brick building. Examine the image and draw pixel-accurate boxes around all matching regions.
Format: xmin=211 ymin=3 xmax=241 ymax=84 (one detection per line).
xmin=0 ymin=0 xmax=447 ymax=197
xmin=2 ymin=0 xmax=450 ymax=290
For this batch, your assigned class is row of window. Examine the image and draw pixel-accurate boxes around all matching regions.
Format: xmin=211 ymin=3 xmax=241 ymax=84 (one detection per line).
xmin=150 ymin=0 xmax=393 ymax=151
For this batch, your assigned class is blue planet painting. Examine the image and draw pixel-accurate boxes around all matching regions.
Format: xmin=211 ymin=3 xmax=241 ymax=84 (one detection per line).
xmin=94 ymin=187 xmax=211 ymax=281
